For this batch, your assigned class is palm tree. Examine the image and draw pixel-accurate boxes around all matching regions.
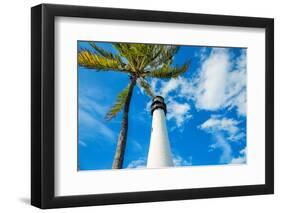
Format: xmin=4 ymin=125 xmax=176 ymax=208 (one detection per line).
xmin=78 ymin=42 xmax=190 ymax=169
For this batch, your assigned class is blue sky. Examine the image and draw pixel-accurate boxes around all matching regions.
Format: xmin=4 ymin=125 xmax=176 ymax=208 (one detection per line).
xmin=78 ymin=41 xmax=247 ymax=170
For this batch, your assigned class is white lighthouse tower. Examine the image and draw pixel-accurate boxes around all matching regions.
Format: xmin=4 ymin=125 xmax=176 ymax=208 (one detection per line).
xmin=147 ymin=96 xmax=174 ymax=168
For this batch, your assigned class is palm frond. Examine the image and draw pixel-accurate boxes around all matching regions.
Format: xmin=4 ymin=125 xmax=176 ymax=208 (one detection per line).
xmin=89 ymin=42 xmax=115 ymax=59
xmin=147 ymin=61 xmax=190 ymax=79
xmin=112 ymin=44 xmax=138 ymax=72
xmin=89 ymin=42 xmax=125 ymax=65
xmin=105 ymin=85 xmax=130 ymax=120
xmin=146 ymin=46 xmax=180 ymax=69
xmin=112 ymin=43 xmax=166 ymax=72
xmin=78 ymin=50 xmax=131 ymax=73
xmin=138 ymin=78 xmax=154 ymax=97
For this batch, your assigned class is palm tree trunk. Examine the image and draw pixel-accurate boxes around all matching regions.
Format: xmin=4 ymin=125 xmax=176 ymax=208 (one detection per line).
xmin=112 ymin=76 xmax=137 ymax=169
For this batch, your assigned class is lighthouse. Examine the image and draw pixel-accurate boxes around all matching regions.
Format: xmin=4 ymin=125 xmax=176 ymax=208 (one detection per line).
xmin=147 ymin=96 xmax=174 ymax=168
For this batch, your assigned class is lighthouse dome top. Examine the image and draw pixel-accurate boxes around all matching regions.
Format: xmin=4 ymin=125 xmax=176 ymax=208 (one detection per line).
xmin=151 ymin=96 xmax=167 ymax=115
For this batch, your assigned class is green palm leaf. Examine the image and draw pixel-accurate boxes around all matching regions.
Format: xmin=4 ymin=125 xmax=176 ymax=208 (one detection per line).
xmin=105 ymin=85 xmax=130 ymax=120
xmin=78 ymin=50 xmax=131 ymax=73
xmin=112 ymin=44 xmax=138 ymax=72
xmin=89 ymin=42 xmax=125 ymax=65
xmin=138 ymin=78 xmax=154 ymax=97
xmin=147 ymin=61 xmax=190 ymax=79
xmin=89 ymin=42 xmax=116 ymax=59
xmin=146 ymin=46 xmax=179 ymax=69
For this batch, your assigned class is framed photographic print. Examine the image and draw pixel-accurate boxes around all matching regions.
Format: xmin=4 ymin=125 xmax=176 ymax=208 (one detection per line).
xmin=31 ymin=3 xmax=274 ymax=209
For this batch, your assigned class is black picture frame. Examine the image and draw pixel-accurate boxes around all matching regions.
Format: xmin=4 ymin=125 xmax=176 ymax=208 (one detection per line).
xmin=31 ymin=3 xmax=274 ymax=209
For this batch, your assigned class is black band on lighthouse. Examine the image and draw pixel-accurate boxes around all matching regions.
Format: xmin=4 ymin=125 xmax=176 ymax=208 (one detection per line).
xmin=151 ymin=96 xmax=167 ymax=115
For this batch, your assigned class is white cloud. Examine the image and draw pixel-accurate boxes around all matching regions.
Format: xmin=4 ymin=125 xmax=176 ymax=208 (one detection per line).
xmin=199 ymin=115 xmax=244 ymax=142
xmin=78 ymin=92 xmax=117 ymax=142
xmin=194 ymin=48 xmax=247 ymax=115
xmin=196 ymin=48 xmax=231 ymax=110
xmin=199 ymin=115 xmax=246 ymax=164
xmin=127 ymin=157 xmax=146 ymax=168
xmin=150 ymin=78 xmax=159 ymax=95
xmin=156 ymin=76 xmax=195 ymax=100
xmin=231 ymin=156 xmax=246 ymax=164
xmin=200 ymin=116 xmax=239 ymax=133
xmin=224 ymin=50 xmax=247 ymax=116
xmin=209 ymin=133 xmax=233 ymax=164
xmin=79 ymin=109 xmax=115 ymax=141
xmin=230 ymin=148 xmax=247 ymax=164
xmin=153 ymin=48 xmax=247 ymax=119
xmin=227 ymin=132 xmax=246 ymax=142
xmin=166 ymin=98 xmax=192 ymax=127
xmin=195 ymin=47 xmax=208 ymax=61
xmin=78 ymin=140 xmax=88 ymax=147
xmin=79 ymin=95 xmax=107 ymax=117
xmin=173 ymin=154 xmax=192 ymax=166
xmin=131 ymin=140 xmax=143 ymax=152
xmin=160 ymin=78 xmax=181 ymax=97
xmin=239 ymin=147 xmax=246 ymax=155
